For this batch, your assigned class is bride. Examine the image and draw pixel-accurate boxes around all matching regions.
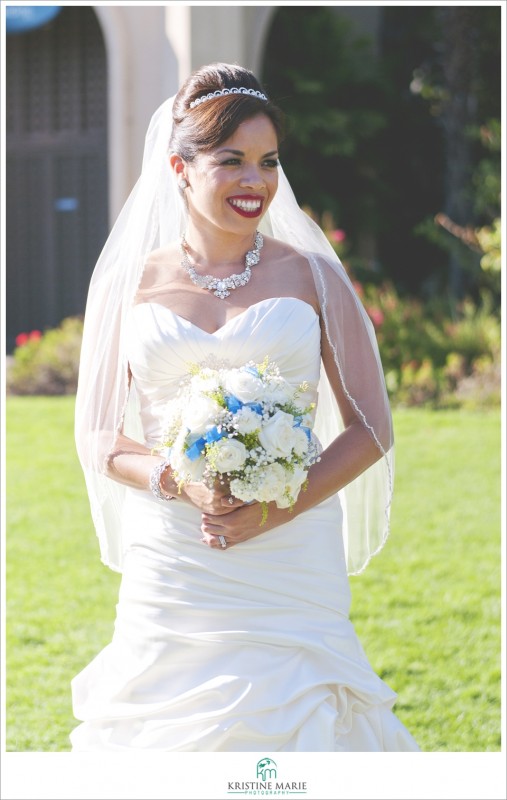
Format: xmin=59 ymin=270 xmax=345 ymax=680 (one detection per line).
xmin=71 ymin=62 xmax=419 ymax=751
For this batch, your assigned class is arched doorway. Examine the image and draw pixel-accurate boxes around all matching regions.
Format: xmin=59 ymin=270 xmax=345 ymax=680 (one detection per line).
xmin=6 ymin=6 xmax=108 ymax=350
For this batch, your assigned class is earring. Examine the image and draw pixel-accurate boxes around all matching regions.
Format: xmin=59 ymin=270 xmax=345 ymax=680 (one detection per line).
xmin=178 ymin=178 xmax=188 ymax=190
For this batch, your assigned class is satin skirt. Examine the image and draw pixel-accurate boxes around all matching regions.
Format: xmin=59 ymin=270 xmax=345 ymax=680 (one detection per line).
xmin=70 ymin=490 xmax=419 ymax=751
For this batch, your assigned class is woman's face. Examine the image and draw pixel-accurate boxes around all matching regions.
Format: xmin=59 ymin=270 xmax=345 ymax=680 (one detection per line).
xmin=184 ymin=114 xmax=279 ymax=236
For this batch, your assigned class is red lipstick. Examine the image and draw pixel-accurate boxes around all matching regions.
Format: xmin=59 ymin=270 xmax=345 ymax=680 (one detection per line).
xmin=227 ymin=195 xmax=264 ymax=218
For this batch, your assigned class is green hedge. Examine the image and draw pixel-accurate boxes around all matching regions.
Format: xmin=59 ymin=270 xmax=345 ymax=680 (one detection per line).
xmin=7 ymin=317 xmax=83 ymax=396
xmin=358 ymin=283 xmax=500 ymax=407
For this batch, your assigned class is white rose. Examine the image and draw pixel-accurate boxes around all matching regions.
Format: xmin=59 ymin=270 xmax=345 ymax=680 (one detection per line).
xmin=181 ymin=394 xmax=220 ymax=433
xmin=258 ymin=410 xmax=298 ymax=458
xmin=292 ymin=426 xmax=310 ymax=457
xmin=255 ymin=462 xmax=287 ymax=502
xmin=225 ymin=369 xmax=264 ymax=403
xmin=276 ymin=465 xmax=307 ymax=508
xmin=233 ymin=406 xmax=262 ymax=434
xmin=212 ymin=437 xmax=248 ymax=473
xmin=263 ymin=376 xmax=293 ymax=405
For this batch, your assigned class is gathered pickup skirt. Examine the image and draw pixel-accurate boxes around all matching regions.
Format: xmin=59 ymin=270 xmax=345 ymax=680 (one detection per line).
xmin=70 ymin=489 xmax=419 ymax=752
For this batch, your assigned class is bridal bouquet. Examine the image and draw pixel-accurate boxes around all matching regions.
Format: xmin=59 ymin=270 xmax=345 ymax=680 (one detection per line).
xmin=155 ymin=357 xmax=320 ymax=521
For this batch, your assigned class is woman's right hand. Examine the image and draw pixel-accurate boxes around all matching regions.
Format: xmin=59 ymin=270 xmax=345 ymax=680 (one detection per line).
xmin=178 ymin=481 xmax=244 ymax=516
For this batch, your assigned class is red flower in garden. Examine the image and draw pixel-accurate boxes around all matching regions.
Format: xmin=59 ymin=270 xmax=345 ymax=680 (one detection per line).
xmin=366 ymin=307 xmax=385 ymax=328
xmin=352 ymin=281 xmax=364 ymax=298
xmin=15 ymin=330 xmax=42 ymax=347
xmin=329 ymin=229 xmax=346 ymax=243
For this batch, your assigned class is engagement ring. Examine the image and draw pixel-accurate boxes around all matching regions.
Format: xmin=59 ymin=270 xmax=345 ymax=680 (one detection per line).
xmin=218 ymin=535 xmax=227 ymax=549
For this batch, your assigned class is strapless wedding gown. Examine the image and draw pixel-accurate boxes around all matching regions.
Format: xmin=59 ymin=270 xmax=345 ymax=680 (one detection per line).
xmin=70 ymin=297 xmax=419 ymax=752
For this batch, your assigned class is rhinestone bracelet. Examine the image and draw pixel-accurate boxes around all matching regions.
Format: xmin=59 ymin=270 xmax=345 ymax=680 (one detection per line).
xmin=149 ymin=460 xmax=175 ymax=501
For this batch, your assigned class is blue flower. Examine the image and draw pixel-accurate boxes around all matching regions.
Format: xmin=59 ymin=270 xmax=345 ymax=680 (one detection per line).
xmin=293 ymin=418 xmax=311 ymax=439
xmin=204 ymin=426 xmax=227 ymax=444
xmin=186 ymin=437 xmax=206 ymax=461
xmin=245 ymin=402 xmax=263 ymax=415
xmin=225 ymin=395 xmax=243 ymax=413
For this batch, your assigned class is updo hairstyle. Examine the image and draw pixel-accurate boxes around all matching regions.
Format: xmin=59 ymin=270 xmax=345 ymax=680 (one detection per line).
xmin=169 ymin=63 xmax=285 ymax=162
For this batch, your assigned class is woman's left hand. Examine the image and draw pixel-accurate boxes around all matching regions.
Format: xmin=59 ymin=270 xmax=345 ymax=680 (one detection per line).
xmin=200 ymin=498 xmax=288 ymax=549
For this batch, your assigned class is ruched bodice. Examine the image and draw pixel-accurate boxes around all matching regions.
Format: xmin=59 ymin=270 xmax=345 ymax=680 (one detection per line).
xmin=70 ymin=296 xmax=419 ymax=753
xmin=126 ymin=297 xmax=321 ymax=447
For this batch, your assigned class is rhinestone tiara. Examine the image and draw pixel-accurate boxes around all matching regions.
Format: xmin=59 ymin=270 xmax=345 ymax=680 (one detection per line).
xmin=189 ymin=87 xmax=268 ymax=110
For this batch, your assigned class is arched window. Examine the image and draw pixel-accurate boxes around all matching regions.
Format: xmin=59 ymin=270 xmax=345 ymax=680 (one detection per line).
xmin=6 ymin=6 xmax=108 ymax=350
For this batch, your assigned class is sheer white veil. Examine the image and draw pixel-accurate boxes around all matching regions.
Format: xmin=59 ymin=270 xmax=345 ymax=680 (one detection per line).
xmin=75 ymin=94 xmax=394 ymax=576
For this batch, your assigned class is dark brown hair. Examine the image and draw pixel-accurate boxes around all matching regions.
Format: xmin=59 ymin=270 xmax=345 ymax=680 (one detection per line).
xmin=169 ymin=63 xmax=285 ymax=161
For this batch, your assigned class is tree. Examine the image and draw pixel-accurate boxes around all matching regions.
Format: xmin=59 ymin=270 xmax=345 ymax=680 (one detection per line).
xmin=397 ymin=5 xmax=501 ymax=300
xmin=263 ymin=6 xmax=501 ymax=302
xmin=263 ymin=7 xmax=388 ymax=272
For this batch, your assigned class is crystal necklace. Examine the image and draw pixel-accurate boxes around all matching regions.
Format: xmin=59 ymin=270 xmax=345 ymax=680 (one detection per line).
xmin=180 ymin=231 xmax=264 ymax=299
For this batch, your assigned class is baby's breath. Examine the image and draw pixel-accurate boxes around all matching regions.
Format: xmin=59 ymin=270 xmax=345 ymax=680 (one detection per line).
xmin=156 ymin=355 xmax=321 ymax=523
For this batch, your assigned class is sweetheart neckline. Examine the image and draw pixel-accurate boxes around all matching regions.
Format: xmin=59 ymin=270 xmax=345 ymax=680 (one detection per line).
xmin=132 ymin=296 xmax=319 ymax=336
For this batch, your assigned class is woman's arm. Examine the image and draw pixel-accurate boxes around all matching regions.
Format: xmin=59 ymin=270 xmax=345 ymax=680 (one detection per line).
xmin=98 ymin=357 xmax=236 ymax=514
xmin=200 ymin=325 xmax=388 ymax=546
xmin=105 ymin=432 xmax=238 ymax=515
xmin=105 ymin=433 xmax=173 ymax=490
xmin=299 ymin=321 xmax=386 ymax=505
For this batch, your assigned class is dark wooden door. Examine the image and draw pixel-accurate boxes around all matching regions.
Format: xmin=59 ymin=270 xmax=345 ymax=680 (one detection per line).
xmin=6 ymin=6 xmax=108 ymax=350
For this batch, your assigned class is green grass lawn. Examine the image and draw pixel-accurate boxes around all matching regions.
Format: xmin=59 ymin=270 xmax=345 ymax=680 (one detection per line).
xmin=5 ymin=397 xmax=502 ymax=751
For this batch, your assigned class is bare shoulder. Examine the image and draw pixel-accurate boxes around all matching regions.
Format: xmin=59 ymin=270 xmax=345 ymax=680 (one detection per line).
xmin=263 ymin=237 xmax=315 ymax=279
xmin=138 ymin=242 xmax=180 ymax=292
xmin=263 ymin=236 xmax=309 ymax=266
xmin=261 ymin=236 xmax=318 ymax=305
xmin=144 ymin=242 xmax=180 ymax=269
